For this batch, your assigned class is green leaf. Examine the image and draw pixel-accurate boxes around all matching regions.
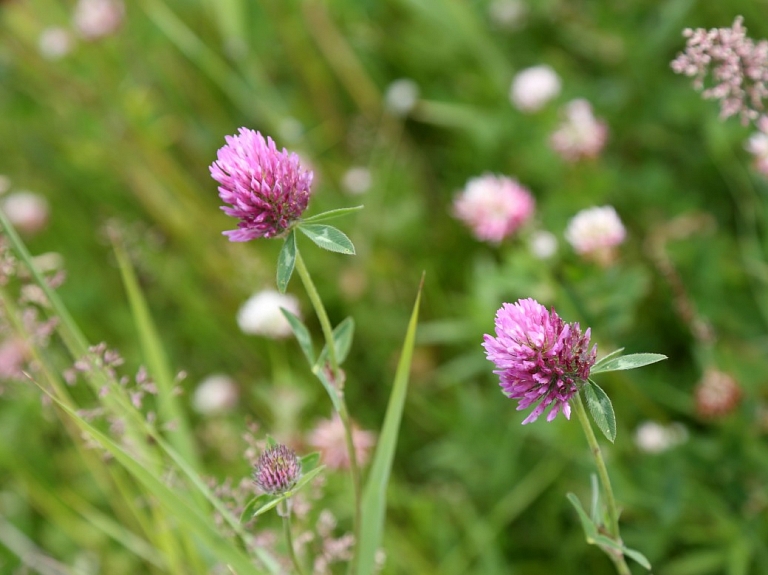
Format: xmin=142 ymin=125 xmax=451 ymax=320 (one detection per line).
xmin=567 ymin=494 xmax=651 ymax=570
xmin=298 ymin=224 xmax=355 ymax=255
xmin=240 ymin=495 xmax=270 ymax=524
xmin=300 ymin=452 xmax=321 ymax=473
xmin=567 ymin=493 xmax=599 ymax=539
xmin=356 ymin=275 xmax=424 ymax=575
xmin=583 ymin=381 xmax=616 ymax=443
xmin=591 ymin=348 xmax=625 ymax=372
xmin=265 ymin=435 xmax=278 ymax=448
xmin=590 ymin=353 xmax=667 ymax=375
xmin=276 ymin=231 xmax=297 ymax=293
xmin=301 ymin=205 xmax=364 ymax=224
xmin=252 ymin=465 xmax=325 ymax=518
xmin=311 ymin=362 xmax=342 ymax=412
xmin=316 ymin=317 xmax=355 ymax=367
xmin=281 ymin=308 xmax=315 ymax=364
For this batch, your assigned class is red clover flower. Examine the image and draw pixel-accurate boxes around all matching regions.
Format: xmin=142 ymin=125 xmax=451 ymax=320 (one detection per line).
xmin=483 ymin=298 xmax=597 ymax=424
xmin=253 ymin=444 xmax=302 ymax=495
xmin=210 ymin=128 xmax=313 ymax=241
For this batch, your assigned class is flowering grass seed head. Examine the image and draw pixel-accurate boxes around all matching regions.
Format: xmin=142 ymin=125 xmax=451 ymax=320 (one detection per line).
xmin=483 ymin=298 xmax=597 ymax=424
xmin=253 ymin=444 xmax=302 ymax=495
xmin=210 ymin=128 xmax=313 ymax=241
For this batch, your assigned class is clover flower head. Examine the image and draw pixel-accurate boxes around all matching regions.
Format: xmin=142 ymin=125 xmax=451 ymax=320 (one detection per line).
xmin=73 ymin=0 xmax=124 ymax=40
xmin=510 ymin=65 xmax=561 ymax=113
xmin=308 ymin=414 xmax=376 ymax=470
xmin=453 ymin=174 xmax=535 ymax=243
xmin=210 ymin=128 xmax=313 ymax=241
xmin=253 ymin=444 xmax=302 ymax=495
xmin=694 ymin=368 xmax=741 ymax=419
xmin=550 ymin=99 xmax=609 ymax=162
xmin=483 ymin=298 xmax=597 ymax=424
xmin=564 ymin=206 xmax=626 ymax=264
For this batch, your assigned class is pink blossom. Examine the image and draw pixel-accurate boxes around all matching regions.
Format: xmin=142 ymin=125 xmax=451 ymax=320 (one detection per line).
xmin=745 ymin=115 xmax=768 ymax=176
xmin=564 ymin=206 xmax=626 ymax=264
xmin=483 ymin=298 xmax=596 ymax=424
xmin=510 ymin=65 xmax=561 ymax=112
xmin=671 ymin=16 xmax=768 ymax=124
xmin=210 ymin=129 xmax=313 ymax=241
xmin=453 ymin=174 xmax=535 ymax=244
xmin=253 ymin=444 xmax=302 ymax=495
xmin=550 ymin=99 xmax=609 ymax=162
xmin=73 ymin=0 xmax=124 ymax=40
xmin=308 ymin=414 xmax=376 ymax=470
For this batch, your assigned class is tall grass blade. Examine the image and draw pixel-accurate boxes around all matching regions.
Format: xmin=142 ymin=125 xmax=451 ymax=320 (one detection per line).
xmin=355 ymin=275 xmax=424 ymax=575
xmin=112 ymin=240 xmax=200 ymax=472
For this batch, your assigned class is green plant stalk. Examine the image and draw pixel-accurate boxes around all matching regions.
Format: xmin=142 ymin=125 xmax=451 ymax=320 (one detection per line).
xmin=280 ymin=500 xmax=306 ymax=575
xmin=573 ymin=392 xmax=631 ymax=575
xmin=293 ymin=249 xmax=362 ymax=555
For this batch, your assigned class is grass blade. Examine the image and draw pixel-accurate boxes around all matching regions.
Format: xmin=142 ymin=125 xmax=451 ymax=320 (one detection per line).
xmin=355 ymin=274 xmax=424 ymax=575
xmin=112 ymin=240 xmax=200 ymax=473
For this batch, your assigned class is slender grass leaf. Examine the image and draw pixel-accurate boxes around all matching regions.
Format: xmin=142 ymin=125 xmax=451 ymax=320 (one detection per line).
xmin=40 ymin=392 xmax=269 ymax=575
xmin=583 ymin=381 xmax=617 ymax=443
xmin=316 ymin=317 xmax=355 ymax=367
xmin=591 ymin=348 xmax=625 ymax=372
xmin=112 ymin=241 xmax=200 ymax=473
xmin=298 ymin=224 xmax=355 ymax=255
xmin=277 ymin=231 xmax=297 ymax=293
xmin=356 ymin=275 xmax=423 ymax=575
xmin=591 ymin=353 xmax=667 ymax=374
xmin=301 ymin=205 xmax=364 ymax=224
xmin=281 ymin=308 xmax=315 ymax=364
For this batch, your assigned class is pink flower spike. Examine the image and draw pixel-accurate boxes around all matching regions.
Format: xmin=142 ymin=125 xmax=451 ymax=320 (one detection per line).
xmin=483 ymin=298 xmax=597 ymax=424
xmin=671 ymin=16 xmax=768 ymax=125
xmin=210 ymin=128 xmax=313 ymax=241
xmin=452 ymin=174 xmax=535 ymax=244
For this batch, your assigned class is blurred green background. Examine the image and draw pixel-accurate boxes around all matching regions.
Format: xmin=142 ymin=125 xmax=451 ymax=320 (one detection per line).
xmin=1 ymin=0 xmax=768 ymax=573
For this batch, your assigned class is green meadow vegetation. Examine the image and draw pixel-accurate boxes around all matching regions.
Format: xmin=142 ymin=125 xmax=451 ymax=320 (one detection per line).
xmin=1 ymin=1 xmax=768 ymax=573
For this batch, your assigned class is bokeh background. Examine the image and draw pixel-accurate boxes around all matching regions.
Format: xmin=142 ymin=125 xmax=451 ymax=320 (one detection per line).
xmin=1 ymin=0 xmax=768 ymax=573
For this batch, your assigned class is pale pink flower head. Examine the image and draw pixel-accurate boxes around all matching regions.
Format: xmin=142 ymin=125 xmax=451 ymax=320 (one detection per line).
xmin=210 ymin=128 xmax=313 ymax=241
xmin=453 ymin=174 xmax=535 ymax=243
xmin=73 ymin=0 xmax=125 ymax=40
xmin=564 ymin=206 xmax=626 ymax=265
xmin=0 ymin=337 xmax=29 ymax=381
xmin=745 ymin=115 xmax=768 ymax=176
xmin=253 ymin=444 xmax=302 ymax=495
xmin=671 ymin=16 xmax=768 ymax=124
xmin=550 ymin=99 xmax=609 ymax=162
xmin=38 ymin=27 xmax=73 ymax=60
xmin=483 ymin=298 xmax=597 ymax=424
xmin=694 ymin=368 xmax=741 ymax=419
xmin=1 ymin=192 xmax=49 ymax=235
xmin=510 ymin=65 xmax=561 ymax=113
xmin=192 ymin=374 xmax=239 ymax=415
xmin=308 ymin=414 xmax=376 ymax=470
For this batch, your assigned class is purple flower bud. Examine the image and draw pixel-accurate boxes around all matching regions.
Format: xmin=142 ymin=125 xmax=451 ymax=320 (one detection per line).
xmin=253 ymin=444 xmax=302 ymax=495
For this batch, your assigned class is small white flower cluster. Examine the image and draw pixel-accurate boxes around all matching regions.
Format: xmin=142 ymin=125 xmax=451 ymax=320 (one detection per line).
xmin=36 ymin=0 xmax=125 ymax=60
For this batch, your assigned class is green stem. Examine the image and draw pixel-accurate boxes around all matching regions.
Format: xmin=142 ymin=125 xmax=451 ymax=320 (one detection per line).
xmin=293 ymin=248 xmax=362 ymax=564
xmin=279 ymin=500 xmax=306 ymax=575
xmin=573 ymin=392 xmax=632 ymax=575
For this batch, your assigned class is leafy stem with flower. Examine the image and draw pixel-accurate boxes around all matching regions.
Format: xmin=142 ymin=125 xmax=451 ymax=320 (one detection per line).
xmin=484 ymin=298 xmax=666 ymax=573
